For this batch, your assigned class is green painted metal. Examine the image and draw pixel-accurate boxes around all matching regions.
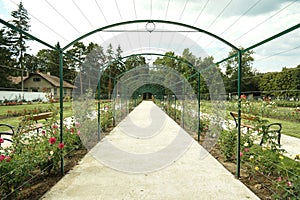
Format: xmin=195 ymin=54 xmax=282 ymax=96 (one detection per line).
xmin=236 ymin=50 xmax=242 ymax=178
xmin=197 ymin=72 xmax=201 ymax=142
xmin=57 ymin=43 xmax=64 ymax=176
xmin=174 ymin=95 xmax=177 ymax=121
xmin=0 ymin=18 xmax=56 ymax=50
xmin=97 ymin=71 xmax=101 ymax=142
xmin=243 ymin=22 xmax=300 ymax=53
xmin=62 ymin=19 xmax=239 ymax=51
xmin=1 ymin=13 xmax=299 ymax=182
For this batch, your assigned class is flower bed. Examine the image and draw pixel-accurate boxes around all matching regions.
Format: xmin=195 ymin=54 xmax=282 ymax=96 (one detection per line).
xmin=217 ymin=128 xmax=300 ymax=199
xmin=0 ymin=112 xmax=82 ymax=199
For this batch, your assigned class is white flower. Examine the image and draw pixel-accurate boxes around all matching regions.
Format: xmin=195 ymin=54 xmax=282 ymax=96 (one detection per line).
xmin=244 ymin=142 xmax=249 ymax=147
xmin=50 ymin=151 xmax=54 ymax=155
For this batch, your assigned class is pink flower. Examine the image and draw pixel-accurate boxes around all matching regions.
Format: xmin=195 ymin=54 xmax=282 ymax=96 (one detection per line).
xmin=75 ymin=122 xmax=80 ymax=128
xmin=5 ymin=156 xmax=11 ymax=162
xmin=70 ymin=128 xmax=75 ymax=133
xmin=58 ymin=142 xmax=64 ymax=149
xmin=287 ymin=181 xmax=292 ymax=187
xmin=0 ymin=138 xmax=4 ymax=143
xmin=49 ymin=137 xmax=56 ymax=144
xmin=77 ymin=130 xmax=80 ymax=135
xmin=277 ymin=177 xmax=282 ymax=182
xmin=244 ymin=148 xmax=249 ymax=152
xmin=0 ymin=155 xmax=5 ymax=161
xmin=52 ymin=124 xmax=59 ymax=129
xmin=240 ymin=152 xmax=243 ymax=157
xmin=41 ymin=130 xmax=46 ymax=135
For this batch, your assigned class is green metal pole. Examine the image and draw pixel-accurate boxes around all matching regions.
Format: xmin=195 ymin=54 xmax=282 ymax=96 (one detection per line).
xmin=174 ymin=95 xmax=176 ymax=121
xmin=97 ymin=72 xmax=101 ymax=142
xmin=58 ymin=43 xmax=64 ymax=176
xmin=197 ymin=72 xmax=201 ymax=142
xmin=182 ymin=81 xmax=185 ymax=129
xmin=236 ymin=50 xmax=242 ymax=178
xmin=113 ymin=79 xmax=116 ymax=126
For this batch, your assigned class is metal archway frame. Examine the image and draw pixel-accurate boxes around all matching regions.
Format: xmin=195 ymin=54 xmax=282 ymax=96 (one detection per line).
xmin=1 ymin=16 xmax=299 ymax=177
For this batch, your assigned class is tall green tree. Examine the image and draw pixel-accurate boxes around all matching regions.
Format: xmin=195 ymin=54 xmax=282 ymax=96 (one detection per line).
xmin=0 ymin=29 xmax=15 ymax=89
xmin=224 ymin=48 xmax=258 ymax=95
xmin=6 ymin=1 xmax=31 ymax=91
xmin=35 ymin=44 xmax=76 ymax=84
xmin=106 ymin=44 xmax=114 ymax=98
xmin=259 ymin=66 xmax=300 ymax=98
xmin=82 ymin=42 xmax=106 ymax=95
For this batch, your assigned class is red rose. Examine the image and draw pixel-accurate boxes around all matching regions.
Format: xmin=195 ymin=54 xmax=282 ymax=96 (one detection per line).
xmin=58 ymin=142 xmax=64 ymax=149
xmin=0 ymin=138 xmax=4 ymax=143
xmin=0 ymin=155 xmax=5 ymax=161
xmin=49 ymin=137 xmax=56 ymax=144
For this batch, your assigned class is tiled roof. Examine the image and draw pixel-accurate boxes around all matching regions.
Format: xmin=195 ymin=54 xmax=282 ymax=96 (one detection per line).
xmin=8 ymin=75 xmax=29 ymax=84
xmin=19 ymin=72 xmax=76 ymax=89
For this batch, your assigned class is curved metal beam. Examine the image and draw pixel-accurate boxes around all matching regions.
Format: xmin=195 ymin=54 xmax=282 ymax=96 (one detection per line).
xmin=101 ymin=52 xmax=196 ymax=81
xmin=62 ymin=19 xmax=239 ymax=51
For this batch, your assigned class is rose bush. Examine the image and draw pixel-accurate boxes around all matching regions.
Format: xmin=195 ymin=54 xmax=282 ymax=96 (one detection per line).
xmin=0 ymin=111 xmax=82 ymax=198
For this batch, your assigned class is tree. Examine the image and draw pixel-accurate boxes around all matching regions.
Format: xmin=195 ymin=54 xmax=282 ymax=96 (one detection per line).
xmin=0 ymin=29 xmax=15 ymax=89
xmin=259 ymin=66 xmax=300 ymax=98
xmin=23 ymin=53 xmax=39 ymax=73
xmin=35 ymin=44 xmax=76 ymax=84
xmin=81 ymin=42 xmax=106 ymax=95
xmin=106 ymin=44 xmax=114 ymax=98
xmin=6 ymin=1 xmax=31 ymax=91
xmin=35 ymin=48 xmax=59 ymax=75
xmin=224 ymin=48 xmax=258 ymax=95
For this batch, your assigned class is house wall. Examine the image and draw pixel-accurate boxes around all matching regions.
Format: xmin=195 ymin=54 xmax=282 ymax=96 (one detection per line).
xmin=24 ymin=75 xmax=52 ymax=92
xmin=24 ymin=75 xmax=73 ymax=99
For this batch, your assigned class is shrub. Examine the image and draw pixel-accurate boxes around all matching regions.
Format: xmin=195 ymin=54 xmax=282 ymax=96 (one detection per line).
xmin=0 ymin=106 xmax=82 ymax=198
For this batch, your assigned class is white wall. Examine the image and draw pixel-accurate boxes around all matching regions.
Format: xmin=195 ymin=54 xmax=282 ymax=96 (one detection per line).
xmin=0 ymin=91 xmax=47 ymax=102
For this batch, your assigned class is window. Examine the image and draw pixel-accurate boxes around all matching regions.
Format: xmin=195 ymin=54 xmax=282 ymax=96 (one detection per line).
xmin=31 ymin=87 xmax=38 ymax=92
xmin=33 ymin=77 xmax=41 ymax=82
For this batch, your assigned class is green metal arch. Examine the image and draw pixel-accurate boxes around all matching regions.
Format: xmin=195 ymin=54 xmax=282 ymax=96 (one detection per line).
xmin=62 ymin=19 xmax=239 ymax=51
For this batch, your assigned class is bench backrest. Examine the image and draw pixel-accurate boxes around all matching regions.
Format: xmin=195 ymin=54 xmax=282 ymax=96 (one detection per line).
xmin=230 ymin=112 xmax=259 ymax=121
xmin=25 ymin=112 xmax=53 ymax=121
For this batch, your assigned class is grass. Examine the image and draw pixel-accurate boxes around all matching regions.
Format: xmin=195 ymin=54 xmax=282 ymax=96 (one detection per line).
xmin=266 ymin=117 xmax=299 ymax=138
xmin=0 ymin=102 xmax=73 ymax=132
xmin=0 ymin=101 xmax=112 ymax=132
xmin=200 ymin=100 xmax=300 ymax=139
xmin=0 ymin=102 xmax=72 ymax=116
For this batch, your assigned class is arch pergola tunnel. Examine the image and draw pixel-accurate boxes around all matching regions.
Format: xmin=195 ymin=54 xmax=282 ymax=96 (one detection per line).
xmin=1 ymin=11 xmax=299 ymax=181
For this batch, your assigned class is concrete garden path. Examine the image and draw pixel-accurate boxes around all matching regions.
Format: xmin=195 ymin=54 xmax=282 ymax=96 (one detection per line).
xmin=42 ymin=101 xmax=259 ymax=200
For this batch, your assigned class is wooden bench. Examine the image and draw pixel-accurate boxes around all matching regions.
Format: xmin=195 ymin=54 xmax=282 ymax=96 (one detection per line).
xmin=20 ymin=112 xmax=53 ymax=133
xmin=0 ymin=112 xmax=53 ymax=146
xmin=230 ymin=112 xmax=282 ymax=145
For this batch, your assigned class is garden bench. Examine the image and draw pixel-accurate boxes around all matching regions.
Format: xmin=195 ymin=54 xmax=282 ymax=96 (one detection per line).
xmin=0 ymin=112 xmax=53 ymax=146
xmin=20 ymin=112 xmax=53 ymax=133
xmin=230 ymin=112 xmax=282 ymax=145
xmin=0 ymin=124 xmax=14 ymax=147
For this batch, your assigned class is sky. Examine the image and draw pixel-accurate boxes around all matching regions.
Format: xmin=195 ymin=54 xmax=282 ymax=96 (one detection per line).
xmin=0 ymin=0 xmax=299 ymax=73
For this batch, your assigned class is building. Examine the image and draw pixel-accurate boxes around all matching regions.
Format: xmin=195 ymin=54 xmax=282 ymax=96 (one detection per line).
xmin=22 ymin=72 xmax=76 ymax=98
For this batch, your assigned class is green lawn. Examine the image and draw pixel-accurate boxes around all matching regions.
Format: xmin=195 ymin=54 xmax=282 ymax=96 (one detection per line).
xmin=200 ymin=100 xmax=300 ymax=139
xmin=266 ymin=117 xmax=299 ymax=138
xmin=0 ymin=102 xmax=73 ymax=131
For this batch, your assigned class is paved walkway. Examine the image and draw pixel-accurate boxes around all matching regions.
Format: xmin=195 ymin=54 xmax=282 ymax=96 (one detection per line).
xmin=42 ymin=101 xmax=259 ymax=200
